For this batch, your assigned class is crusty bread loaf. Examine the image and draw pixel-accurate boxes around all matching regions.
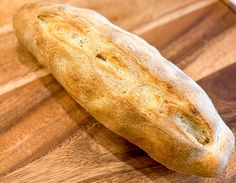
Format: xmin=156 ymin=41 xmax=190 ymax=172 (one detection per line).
xmin=13 ymin=2 xmax=235 ymax=177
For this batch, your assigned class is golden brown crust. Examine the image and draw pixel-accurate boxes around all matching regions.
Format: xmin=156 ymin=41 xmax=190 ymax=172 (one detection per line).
xmin=13 ymin=2 xmax=235 ymax=177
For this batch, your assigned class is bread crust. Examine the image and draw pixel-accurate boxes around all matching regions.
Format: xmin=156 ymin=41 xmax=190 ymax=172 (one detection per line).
xmin=13 ymin=3 xmax=235 ymax=177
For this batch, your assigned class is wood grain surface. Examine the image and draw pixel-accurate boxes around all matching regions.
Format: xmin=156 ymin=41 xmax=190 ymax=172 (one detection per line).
xmin=0 ymin=0 xmax=236 ymax=182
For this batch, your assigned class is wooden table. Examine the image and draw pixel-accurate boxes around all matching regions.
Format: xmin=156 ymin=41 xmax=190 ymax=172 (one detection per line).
xmin=0 ymin=0 xmax=236 ymax=182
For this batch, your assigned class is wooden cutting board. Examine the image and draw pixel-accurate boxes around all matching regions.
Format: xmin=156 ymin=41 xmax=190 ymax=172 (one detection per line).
xmin=0 ymin=0 xmax=236 ymax=182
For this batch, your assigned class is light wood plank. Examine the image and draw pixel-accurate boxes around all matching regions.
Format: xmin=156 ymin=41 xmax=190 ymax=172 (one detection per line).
xmin=0 ymin=0 xmax=198 ymax=29
xmin=157 ymin=1 xmax=236 ymax=80
xmin=0 ymin=75 xmax=91 ymax=175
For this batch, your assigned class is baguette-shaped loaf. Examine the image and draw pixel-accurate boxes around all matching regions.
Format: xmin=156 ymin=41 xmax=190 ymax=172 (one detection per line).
xmin=14 ymin=3 xmax=235 ymax=177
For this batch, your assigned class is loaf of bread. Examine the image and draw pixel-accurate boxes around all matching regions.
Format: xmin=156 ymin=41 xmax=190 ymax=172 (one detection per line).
xmin=13 ymin=3 xmax=235 ymax=177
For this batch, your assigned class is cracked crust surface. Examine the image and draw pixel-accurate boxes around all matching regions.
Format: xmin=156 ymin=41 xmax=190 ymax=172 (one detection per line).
xmin=13 ymin=2 xmax=235 ymax=177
